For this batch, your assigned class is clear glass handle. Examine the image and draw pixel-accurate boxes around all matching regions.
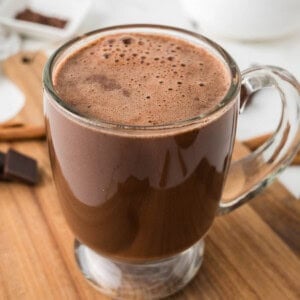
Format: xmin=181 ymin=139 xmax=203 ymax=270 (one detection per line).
xmin=218 ymin=66 xmax=300 ymax=215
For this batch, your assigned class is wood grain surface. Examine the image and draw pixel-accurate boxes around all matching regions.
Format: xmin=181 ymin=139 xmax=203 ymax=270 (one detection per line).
xmin=0 ymin=52 xmax=299 ymax=300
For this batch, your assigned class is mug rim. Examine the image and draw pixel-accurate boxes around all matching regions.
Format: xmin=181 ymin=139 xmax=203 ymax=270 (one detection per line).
xmin=43 ymin=24 xmax=241 ymax=131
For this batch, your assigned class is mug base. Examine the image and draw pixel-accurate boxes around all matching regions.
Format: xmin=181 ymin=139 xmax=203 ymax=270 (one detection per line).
xmin=74 ymin=239 xmax=205 ymax=299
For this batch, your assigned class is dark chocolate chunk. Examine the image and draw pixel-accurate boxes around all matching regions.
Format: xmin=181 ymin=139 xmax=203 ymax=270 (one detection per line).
xmin=15 ymin=8 xmax=67 ymax=29
xmin=4 ymin=149 xmax=38 ymax=185
xmin=0 ymin=151 xmax=5 ymax=180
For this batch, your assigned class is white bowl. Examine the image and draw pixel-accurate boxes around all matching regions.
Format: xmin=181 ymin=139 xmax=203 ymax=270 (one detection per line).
xmin=0 ymin=0 xmax=91 ymax=41
xmin=180 ymin=0 xmax=300 ymax=41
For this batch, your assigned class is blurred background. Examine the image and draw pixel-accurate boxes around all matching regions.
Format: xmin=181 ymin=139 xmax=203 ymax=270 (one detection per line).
xmin=0 ymin=0 xmax=299 ymax=196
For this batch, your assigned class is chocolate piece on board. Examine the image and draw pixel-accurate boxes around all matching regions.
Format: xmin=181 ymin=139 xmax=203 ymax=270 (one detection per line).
xmin=0 ymin=151 xmax=5 ymax=180
xmin=4 ymin=149 xmax=38 ymax=185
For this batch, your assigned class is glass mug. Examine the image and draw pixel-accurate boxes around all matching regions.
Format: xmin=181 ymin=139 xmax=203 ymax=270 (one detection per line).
xmin=43 ymin=25 xmax=300 ymax=299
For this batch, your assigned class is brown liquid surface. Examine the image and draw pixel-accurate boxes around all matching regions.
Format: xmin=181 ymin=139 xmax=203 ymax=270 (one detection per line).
xmin=54 ymin=33 xmax=230 ymax=125
xmin=47 ymin=32 xmax=237 ymax=261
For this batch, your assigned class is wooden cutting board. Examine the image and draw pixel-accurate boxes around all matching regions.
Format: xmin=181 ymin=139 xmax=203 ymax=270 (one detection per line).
xmin=0 ymin=52 xmax=299 ymax=300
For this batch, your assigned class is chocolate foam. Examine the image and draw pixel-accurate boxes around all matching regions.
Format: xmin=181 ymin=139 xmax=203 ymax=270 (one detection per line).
xmin=54 ymin=33 xmax=230 ymax=126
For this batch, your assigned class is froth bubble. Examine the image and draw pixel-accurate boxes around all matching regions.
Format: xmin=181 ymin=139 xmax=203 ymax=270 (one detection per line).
xmin=121 ymin=37 xmax=134 ymax=45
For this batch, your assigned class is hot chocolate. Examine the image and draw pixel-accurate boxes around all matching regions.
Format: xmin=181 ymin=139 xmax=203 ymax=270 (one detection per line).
xmin=46 ymin=32 xmax=237 ymax=261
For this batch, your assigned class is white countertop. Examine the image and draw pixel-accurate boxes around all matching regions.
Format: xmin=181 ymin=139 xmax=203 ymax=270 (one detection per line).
xmin=1 ymin=0 xmax=300 ymax=198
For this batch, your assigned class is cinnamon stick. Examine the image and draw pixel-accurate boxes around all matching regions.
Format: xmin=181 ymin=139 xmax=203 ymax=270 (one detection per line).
xmin=243 ymin=133 xmax=272 ymax=151
xmin=0 ymin=125 xmax=46 ymax=141
xmin=0 ymin=120 xmax=25 ymax=128
xmin=243 ymin=133 xmax=300 ymax=165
